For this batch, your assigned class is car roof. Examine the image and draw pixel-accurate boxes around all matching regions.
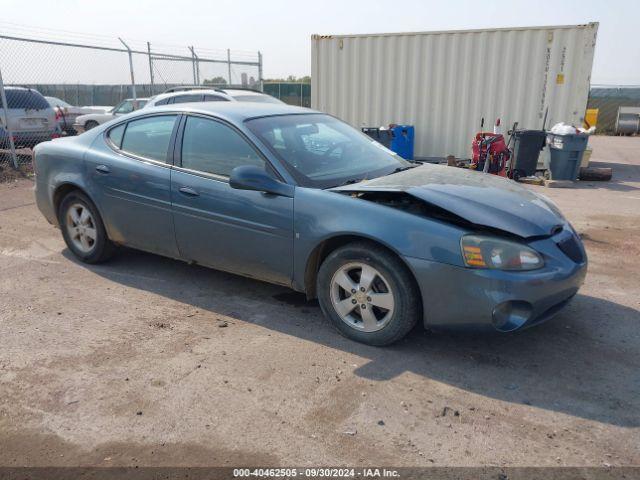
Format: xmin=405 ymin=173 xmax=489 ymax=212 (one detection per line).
xmin=5 ymin=86 xmax=40 ymax=92
xmin=150 ymin=89 xmax=230 ymax=102
xmin=131 ymin=101 xmax=319 ymax=123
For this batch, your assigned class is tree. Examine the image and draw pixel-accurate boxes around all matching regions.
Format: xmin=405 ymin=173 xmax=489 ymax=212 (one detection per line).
xmin=202 ymin=76 xmax=228 ymax=85
xmin=264 ymin=75 xmax=311 ymax=83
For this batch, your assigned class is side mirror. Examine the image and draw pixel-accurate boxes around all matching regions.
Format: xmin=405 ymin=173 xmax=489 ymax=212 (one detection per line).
xmin=229 ymin=165 xmax=294 ymax=198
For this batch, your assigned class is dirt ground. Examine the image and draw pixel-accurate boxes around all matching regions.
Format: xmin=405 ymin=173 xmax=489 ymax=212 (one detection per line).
xmin=0 ymin=136 xmax=638 ymax=468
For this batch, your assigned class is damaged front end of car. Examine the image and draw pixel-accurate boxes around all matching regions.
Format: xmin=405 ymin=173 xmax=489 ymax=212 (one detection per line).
xmin=327 ymin=164 xmax=587 ymax=332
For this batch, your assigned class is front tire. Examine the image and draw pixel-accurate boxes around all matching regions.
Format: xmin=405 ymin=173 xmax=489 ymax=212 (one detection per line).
xmin=84 ymin=120 xmax=99 ymax=131
xmin=317 ymin=242 xmax=420 ymax=346
xmin=58 ymin=191 xmax=115 ymax=263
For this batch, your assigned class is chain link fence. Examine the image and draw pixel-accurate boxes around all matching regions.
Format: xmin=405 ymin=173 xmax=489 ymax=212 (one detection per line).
xmin=588 ymin=86 xmax=640 ymax=134
xmin=263 ymin=82 xmax=310 ymax=107
xmin=0 ymin=29 xmax=262 ymax=173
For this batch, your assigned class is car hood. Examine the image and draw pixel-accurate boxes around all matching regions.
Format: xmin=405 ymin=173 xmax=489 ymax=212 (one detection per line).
xmin=331 ymin=163 xmax=566 ymax=238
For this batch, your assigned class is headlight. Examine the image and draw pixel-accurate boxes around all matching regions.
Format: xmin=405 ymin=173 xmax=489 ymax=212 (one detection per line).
xmin=461 ymin=234 xmax=544 ymax=271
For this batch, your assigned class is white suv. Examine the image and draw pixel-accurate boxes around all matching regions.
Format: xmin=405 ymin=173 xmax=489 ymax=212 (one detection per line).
xmin=144 ymin=88 xmax=232 ymax=108
xmin=144 ymin=86 xmax=284 ymax=109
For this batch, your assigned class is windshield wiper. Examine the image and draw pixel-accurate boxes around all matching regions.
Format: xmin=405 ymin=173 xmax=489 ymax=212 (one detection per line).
xmin=392 ymin=164 xmax=418 ymax=173
xmin=337 ymin=178 xmax=364 ymax=187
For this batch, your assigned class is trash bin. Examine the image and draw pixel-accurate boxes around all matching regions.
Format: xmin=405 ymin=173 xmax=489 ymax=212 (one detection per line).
xmin=547 ymin=133 xmax=589 ymax=180
xmin=362 ymin=127 xmax=393 ymax=149
xmin=390 ymin=125 xmax=414 ymax=160
xmin=362 ymin=125 xmax=415 ymax=160
xmin=511 ymin=130 xmax=546 ymax=180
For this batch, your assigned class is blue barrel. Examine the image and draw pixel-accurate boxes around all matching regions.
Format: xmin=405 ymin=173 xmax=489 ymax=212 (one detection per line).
xmin=390 ymin=125 xmax=414 ymax=160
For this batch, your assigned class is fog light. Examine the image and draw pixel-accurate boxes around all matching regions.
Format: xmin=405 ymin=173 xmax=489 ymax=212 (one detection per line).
xmin=492 ymin=301 xmax=533 ymax=332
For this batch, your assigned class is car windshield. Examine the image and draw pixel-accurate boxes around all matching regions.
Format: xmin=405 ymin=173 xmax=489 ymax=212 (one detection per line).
xmin=246 ymin=113 xmax=411 ymax=188
xmin=233 ymin=94 xmax=283 ymax=104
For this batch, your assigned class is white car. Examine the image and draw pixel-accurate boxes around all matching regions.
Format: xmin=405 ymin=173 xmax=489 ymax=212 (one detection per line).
xmin=143 ymin=87 xmax=283 ymax=109
xmin=45 ymin=96 xmax=111 ymax=135
xmin=73 ymin=98 xmax=149 ymax=133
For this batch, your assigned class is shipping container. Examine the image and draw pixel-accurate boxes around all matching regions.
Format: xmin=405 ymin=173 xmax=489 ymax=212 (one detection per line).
xmin=311 ymin=23 xmax=598 ymax=160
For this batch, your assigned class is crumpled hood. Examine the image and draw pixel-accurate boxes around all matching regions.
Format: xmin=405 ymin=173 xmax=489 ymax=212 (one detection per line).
xmin=332 ymin=163 xmax=566 ymax=238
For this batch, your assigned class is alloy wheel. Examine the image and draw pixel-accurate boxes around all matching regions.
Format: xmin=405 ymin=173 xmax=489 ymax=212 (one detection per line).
xmin=330 ymin=262 xmax=395 ymax=332
xmin=65 ymin=203 xmax=97 ymax=253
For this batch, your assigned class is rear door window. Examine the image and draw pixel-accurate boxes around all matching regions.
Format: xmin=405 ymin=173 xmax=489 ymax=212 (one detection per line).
xmin=120 ymin=115 xmax=177 ymax=163
xmin=6 ymin=90 xmax=50 ymax=110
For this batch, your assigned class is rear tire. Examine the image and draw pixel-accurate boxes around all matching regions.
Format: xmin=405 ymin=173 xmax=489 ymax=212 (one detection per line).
xmin=317 ymin=242 xmax=420 ymax=346
xmin=58 ymin=191 xmax=115 ymax=264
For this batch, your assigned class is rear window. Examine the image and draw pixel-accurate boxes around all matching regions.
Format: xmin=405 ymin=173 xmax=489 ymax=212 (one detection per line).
xmin=203 ymin=95 xmax=229 ymax=102
xmin=170 ymin=94 xmax=202 ymax=104
xmin=6 ymin=90 xmax=50 ymax=110
xmin=232 ymin=94 xmax=282 ymax=104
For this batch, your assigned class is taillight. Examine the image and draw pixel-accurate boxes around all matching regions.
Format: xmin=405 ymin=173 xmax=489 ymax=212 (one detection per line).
xmin=55 ymin=109 xmax=62 ymax=120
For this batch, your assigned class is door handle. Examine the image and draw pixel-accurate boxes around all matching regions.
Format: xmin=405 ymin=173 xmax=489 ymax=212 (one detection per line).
xmin=95 ymin=165 xmax=110 ymax=174
xmin=178 ymin=186 xmax=200 ymax=197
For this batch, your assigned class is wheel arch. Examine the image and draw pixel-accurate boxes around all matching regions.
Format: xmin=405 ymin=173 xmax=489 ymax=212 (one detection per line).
xmin=303 ymin=234 xmax=422 ymax=306
xmin=52 ymin=183 xmax=107 ymax=234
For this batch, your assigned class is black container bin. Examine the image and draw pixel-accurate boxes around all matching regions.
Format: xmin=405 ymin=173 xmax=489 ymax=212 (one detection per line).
xmin=511 ymin=130 xmax=546 ymax=180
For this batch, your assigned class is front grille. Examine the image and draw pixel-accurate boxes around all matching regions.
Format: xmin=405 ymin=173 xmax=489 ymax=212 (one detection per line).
xmin=557 ymin=234 xmax=584 ymax=263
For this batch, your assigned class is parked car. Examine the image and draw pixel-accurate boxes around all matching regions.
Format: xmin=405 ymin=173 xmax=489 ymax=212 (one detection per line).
xmin=0 ymin=87 xmax=57 ymax=148
xmin=73 ymin=98 xmax=148 ymax=133
xmin=34 ymin=103 xmax=587 ymax=346
xmin=143 ymin=86 xmax=283 ymax=109
xmin=45 ymin=96 xmax=111 ymax=135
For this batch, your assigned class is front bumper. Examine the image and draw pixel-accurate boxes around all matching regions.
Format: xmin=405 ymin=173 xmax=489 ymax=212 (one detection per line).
xmin=72 ymin=123 xmax=85 ymax=134
xmin=404 ymin=231 xmax=587 ymax=332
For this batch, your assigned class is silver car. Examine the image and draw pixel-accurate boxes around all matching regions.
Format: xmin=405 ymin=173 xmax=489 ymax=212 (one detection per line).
xmin=0 ymin=87 xmax=57 ymax=148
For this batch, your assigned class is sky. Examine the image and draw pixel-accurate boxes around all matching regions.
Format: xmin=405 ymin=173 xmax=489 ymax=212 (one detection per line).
xmin=0 ymin=0 xmax=638 ymax=85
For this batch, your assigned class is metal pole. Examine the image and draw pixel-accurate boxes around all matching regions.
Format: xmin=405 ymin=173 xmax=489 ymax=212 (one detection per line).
xmin=147 ymin=42 xmax=154 ymax=90
xmin=188 ymin=47 xmax=196 ymax=85
xmin=258 ymin=51 xmax=263 ymax=92
xmin=0 ymin=66 xmax=19 ymax=169
xmin=188 ymin=46 xmax=200 ymax=85
xmin=227 ymin=49 xmax=232 ymax=86
xmin=118 ymin=38 xmax=136 ymax=100
xmin=195 ymin=51 xmax=200 ymax=85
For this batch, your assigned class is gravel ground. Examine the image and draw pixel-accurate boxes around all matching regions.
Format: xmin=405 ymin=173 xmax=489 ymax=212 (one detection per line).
xmin=0 ymin=136 xmax=638 ymax=467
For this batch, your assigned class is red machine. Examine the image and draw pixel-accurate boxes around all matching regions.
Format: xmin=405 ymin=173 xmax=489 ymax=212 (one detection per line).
xmin=470 ymin=119 xmax=511 ymax=177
